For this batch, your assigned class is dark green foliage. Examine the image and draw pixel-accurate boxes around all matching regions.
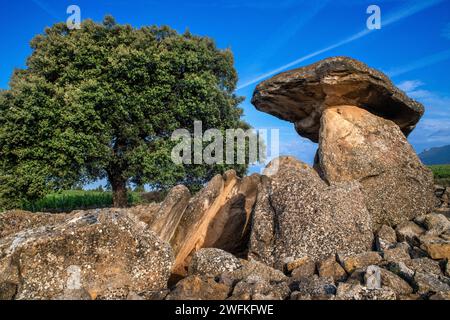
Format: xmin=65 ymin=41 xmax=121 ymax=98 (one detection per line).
xmin=0 ymin=16 xmax=248 ymax=208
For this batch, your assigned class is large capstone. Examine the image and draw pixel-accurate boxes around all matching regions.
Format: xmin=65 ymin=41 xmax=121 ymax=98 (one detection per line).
xmin=252 ymin=57 xmax=424 ymax=142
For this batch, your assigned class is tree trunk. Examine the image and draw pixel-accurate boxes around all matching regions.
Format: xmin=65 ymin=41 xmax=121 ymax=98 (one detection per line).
xmin=109 ymin=175 xmax=128 ymax=208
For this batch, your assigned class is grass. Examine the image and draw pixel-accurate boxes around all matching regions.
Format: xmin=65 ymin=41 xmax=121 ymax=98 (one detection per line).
xmin=20 ymin=190 xmax=142 ymax=213
xmin=429 ymin=164 xmax=450 ymax=187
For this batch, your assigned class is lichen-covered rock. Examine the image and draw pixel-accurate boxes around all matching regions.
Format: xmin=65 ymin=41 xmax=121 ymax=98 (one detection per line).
xmin=379 ymin=268 xmax=413 ymax=296
xmin=364 ymin=266 xmax=381 ymax=289
xmin=290 ymin=275 xmax=336 ymax=298
xmin=317 ymin=256 xmax=347 ymax=282
xmin=317 ymin=106 xmax=435 ymax=228
xmin=420 ymin=236 xmax=450 ymax=260
xmin=146 ymin=185 xmax=191 ymax=242
xmin=336 ymin=283 xmax=397 ymax=300
xmin=414 ymin=272 xmax=450 ymax=296
xmin=376 ymin=225 xmax=397 ymax=251
xmin=188 ymin=248 xmax=242 ymax=278
xmin=165 ymin=276 xmax=230 ymax=300
xmin=0 ymin=209 xmax=174 ymax=300
xmin=249 ymin=156 xmax=373 ymax=267
xmin=382 ymin=243 xmax=411 ymax=263
xmin=340 ymin=252 xmax=382 ymax=274
xmin=231 ymin=276 xmax=290 ymax=300
xmin=422 ymin=213 xmax=450 ymax=236
xmin=384 ymin=261 xmax=415 ymax=284
xmin=406 ymin=257 xmax=442 ymax=276
xmin=220 ymin=259 xmax=287 ymax=286
xmin=0 ymin=210 xmax=69 ymax=238
xmin=396 ymin=221 xmax=426 ymax=247
xmin=286 ymin=256 xmax=316 ymax=278
xmin=251 ymin=56 xmax=424 ymax=142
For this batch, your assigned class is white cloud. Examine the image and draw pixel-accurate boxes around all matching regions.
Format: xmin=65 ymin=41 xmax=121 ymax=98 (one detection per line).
xmin=397 ymin=80 xmax=425 ymax=93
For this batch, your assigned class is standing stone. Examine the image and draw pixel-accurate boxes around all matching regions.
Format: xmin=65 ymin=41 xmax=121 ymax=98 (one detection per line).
xmin=147 ymin=185 xmax=191 ymax=243
xmin=249 ymin=156 xmax=373 ymax=268
xmin=317 ymin=106 xmax=435 ymax=228
xmin=170 ymin=171 xmax=261 ymax=276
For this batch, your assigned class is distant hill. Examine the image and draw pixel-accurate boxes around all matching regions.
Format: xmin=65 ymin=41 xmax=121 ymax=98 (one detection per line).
xmin=419 ymin=145 xmax=450 ymax=165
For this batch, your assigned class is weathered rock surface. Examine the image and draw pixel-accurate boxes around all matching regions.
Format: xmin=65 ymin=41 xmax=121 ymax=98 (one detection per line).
xmin=220 ymin=259 xmax=288 ymax=286
xmin=422 ymin=213 xmax=450 ymax=236
xmin=382 ymin=243 xmax=411 ymax=263
xmin=252 ymin=56 xmax=424 ymax=142
xmin=286 ymin=256 xmax=316 ymax=276
xmin=340 ymin=252 xmax=382 ymax=274
xmin=379 ymin=268 xmax=413 ymax=296
xmin=145 ymin=185 xmax=190 ymax=242
xmin=336 ymin=283 xmax=397 ymax=300
xmin=0 ymin=210 xmax=69 ymax=238
xmin=249 ymin=156 xmax=373 ymax=267
xmin=317 ymin=106 xmax=436 ymax=228
xmin=290 ymin=275 xmax=336 ymax=298
xmin=0 ymin=209 xmax=174 ymax=300
xmin=414 ymin=272 xmax=450 ymax=296
xmin=376 ymin=225 xmax=397 ymax=251
xmin=171 ymin=171 xmax=260 ymax=276
xmin=230 ymin=277 xmax=290 ymax=300
xmin=420 ymin=236 xmax=450 ymax=260
xmin=166 ymin=276 xmax=230 ymax=300
xmin=318 ymin=256 xmax=347 ymax=282
xmin=396 ymin=221 xmax=425 ymax=247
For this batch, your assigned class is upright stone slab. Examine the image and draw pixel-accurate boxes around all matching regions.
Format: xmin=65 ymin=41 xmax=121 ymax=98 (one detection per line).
xmin=317 ymin=106 xmax=436 ymax=228
xmin=249 ymin=156 xmax=373 ymax=268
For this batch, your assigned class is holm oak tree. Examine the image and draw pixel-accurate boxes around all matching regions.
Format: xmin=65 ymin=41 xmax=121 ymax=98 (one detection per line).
xmin=0 ymin=16 xmax=249 ymax=208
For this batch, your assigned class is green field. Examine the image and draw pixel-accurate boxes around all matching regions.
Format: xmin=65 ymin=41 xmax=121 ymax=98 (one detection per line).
xmin=8 ymin=164 xmax=450 ymax=213
xmin=20 ymin=190 xmax=143 ymax=213
xmin=429 ymin=164 xmax=450 ymax=186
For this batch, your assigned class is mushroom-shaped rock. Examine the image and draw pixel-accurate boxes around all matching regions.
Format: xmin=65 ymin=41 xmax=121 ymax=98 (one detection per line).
xmin=251 ymin=56 xmax=424 ymax=142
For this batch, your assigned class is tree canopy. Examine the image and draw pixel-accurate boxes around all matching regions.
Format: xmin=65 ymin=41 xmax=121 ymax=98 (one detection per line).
xmin=0 ymin=16 xmax=249 ymax=208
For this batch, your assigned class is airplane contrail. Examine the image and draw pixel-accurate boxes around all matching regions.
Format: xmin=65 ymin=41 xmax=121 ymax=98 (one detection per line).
xmin=387 ymin=48 xmax=450 ymax=77
xmin=237 ymin=0 xmax=445 ymax=90
xmin=30 ymin=0 xmax=60 ymax=20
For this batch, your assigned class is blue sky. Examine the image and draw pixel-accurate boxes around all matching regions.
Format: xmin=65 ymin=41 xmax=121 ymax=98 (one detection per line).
xmin=1 ymin=0 xmax=450 ymax=176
